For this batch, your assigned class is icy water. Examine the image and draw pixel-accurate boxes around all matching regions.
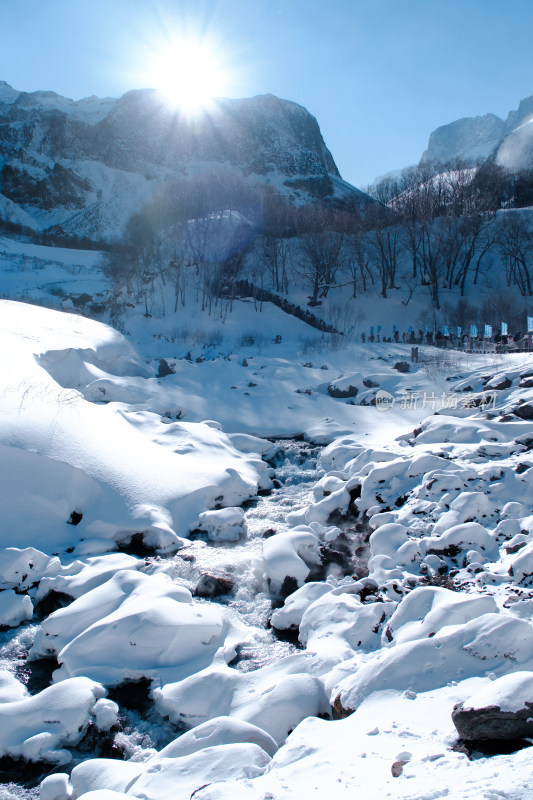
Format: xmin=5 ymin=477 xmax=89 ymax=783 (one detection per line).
xmin=0 ymin=440 xmax=328 ymax=793
xmin=147 ymin=439 xmax=324 ymax=669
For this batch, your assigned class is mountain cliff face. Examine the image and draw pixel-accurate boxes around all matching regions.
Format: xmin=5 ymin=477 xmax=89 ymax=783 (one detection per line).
xmin=420 ymin=94 xmax=533 ymax=171
xmin=0 ymin=82 xmax=365 ymax=242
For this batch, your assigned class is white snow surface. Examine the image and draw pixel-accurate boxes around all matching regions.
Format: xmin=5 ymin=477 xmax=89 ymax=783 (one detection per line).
xmin=0 ymin=293 xmax=533 ymax=799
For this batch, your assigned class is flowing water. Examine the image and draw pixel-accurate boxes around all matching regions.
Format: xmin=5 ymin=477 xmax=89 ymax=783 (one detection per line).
xmin=0 ymin=440 xmax=328 ymax=793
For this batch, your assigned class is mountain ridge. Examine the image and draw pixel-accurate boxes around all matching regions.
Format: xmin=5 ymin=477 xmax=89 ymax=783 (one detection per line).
xmin=0 ymin=82 xmax=367 ymax=243
xmin=420 ymin=93 xmax=533 ymax=170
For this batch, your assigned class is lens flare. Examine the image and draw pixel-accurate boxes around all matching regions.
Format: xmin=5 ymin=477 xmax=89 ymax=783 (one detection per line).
xmin=145 ymin=38 xmax=229 ymax=115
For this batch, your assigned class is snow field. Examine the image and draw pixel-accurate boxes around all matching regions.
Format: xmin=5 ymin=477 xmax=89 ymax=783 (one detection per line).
xmin=0 ymin=300 xmax=532 ymax=798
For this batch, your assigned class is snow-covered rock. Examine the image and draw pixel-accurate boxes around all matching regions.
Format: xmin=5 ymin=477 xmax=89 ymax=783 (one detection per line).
xmin=0 ymin=677 xmax=107 ymax=763
xmin=32 ymin=570 xmax=228 ymax=686
xmin=452 ymin=671 xmax=533 ymax=741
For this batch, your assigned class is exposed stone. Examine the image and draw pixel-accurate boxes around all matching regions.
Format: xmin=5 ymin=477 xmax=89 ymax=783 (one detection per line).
xmin=331 ymin=693 xmax=354 ymax=720
xmin=157 ymin=359 xmax=175 ymax=378
xmin=393 ymin=361 xmax=410 ymax=373
xmin=514 ymin=403 xmax=533 ymax=420
xmin=194 ymin=573 xmax=235 ymax=598
xmin=327 ymin=384 xmax=358 ymax=399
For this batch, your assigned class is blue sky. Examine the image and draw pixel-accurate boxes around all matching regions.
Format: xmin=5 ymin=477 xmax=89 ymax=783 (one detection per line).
xmin=1 ymin=0 xmax=533 ymax=187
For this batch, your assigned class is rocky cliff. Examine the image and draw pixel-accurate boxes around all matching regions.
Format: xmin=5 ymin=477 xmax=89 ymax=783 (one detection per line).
xmin=0 ymin=82 xmax=366 ymax=242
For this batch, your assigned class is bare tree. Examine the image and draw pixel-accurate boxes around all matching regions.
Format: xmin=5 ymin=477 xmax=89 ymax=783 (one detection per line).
xmin=496 ymin=211 xmax=533 ymax=296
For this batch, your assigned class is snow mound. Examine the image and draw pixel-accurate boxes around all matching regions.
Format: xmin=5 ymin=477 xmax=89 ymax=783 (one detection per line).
xmin=0 ymin=677 xmax=106 ymax=763
xmin=32 ymin=570 xmax=228 ymax=686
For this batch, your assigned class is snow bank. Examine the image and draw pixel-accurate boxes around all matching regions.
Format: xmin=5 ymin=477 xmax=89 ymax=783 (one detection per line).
xmin=154 ymin=654 xmax=328 ymax=745
xmin=0 ymin=677 xmax=107 ymax=763
xmin=0 ymin=301 xmax=269 ymax=554
xmin=32 ymin=570 xmax=228 ymax=686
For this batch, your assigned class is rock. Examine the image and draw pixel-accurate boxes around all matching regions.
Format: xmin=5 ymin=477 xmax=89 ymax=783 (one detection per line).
xmin=363 ymin=378 xmax=380 ymax=388
xmin=157 ymin=359 xmax=175 ymax=378
xmin=194 ymin=573 xmax=235 ymax=598
xmin=393 ymin=361 xmax=410 ymax=373
xmin=331 ymin=693 xmax=353 ymax=720
xmin=452 ymin=672 xmax=533 ymax=741
xmin=327 ymin=372 xmax=363 ymax=398
xmin=485 ymin=375 xmax=512 ymax=390
xmin=327 ymin=384 xmax=359 ymax=399
xmin=514 ymin=403 xmax=533 ymax=420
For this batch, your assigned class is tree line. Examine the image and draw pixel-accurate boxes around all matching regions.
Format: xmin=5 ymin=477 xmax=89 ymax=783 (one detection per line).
xmin=101 ymin=160 xmax=533 ymax=329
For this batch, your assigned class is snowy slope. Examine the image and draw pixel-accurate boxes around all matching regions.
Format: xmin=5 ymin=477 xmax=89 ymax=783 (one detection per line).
xmin=0 ymin=289 xmax=533 ymax=798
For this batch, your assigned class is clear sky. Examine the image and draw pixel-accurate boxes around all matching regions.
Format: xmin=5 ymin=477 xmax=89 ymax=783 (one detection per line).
xmin=1 ymin=0 xmax=533 ymax=188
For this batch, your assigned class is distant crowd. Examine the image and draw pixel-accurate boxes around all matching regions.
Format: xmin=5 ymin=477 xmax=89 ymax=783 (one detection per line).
xmin=360 ymin=329 xmax=533 ymax=351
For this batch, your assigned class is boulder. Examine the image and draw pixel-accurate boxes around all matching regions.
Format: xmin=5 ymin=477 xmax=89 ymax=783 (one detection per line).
xmin=514 ymin=403 xmax=533 ymax=420
xmin=194 ymin=573 xmax=234 ymax=598
xmin=452 ymin=671 xmax=533 ymax=741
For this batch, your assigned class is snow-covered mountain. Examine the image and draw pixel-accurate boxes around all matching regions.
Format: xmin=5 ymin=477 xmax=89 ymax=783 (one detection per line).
xmin=0 ymin=81 xmax=366 ymax=243
xmin=421 ymin=94 xmax=533 ymax=170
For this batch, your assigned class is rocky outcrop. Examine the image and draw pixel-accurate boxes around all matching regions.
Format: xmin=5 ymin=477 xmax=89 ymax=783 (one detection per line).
xmin=420 ymin=94 xmax=533 ymax=171
xmin=0 ymin=82 xmax=367 ymax=242
xmin=452 ymin=672 xmax=533 ymax=742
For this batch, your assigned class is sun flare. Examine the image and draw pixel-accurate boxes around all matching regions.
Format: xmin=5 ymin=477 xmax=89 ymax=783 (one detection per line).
xmin=147 ymin=39 xmax=228 ymax=115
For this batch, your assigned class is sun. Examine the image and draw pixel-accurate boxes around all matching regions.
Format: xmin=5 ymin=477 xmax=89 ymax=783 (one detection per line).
xmin=147 ymin=39 xmax=228 ymax=115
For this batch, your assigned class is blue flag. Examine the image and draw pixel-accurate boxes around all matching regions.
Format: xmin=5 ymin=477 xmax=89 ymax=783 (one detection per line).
xmin=470 ymin=325 xmax=478 ymax=338
xmin=527 ymin=316 xmax=533 ymax=333
xmin=501 ymin=321 xmax=508 ymax=336
xmin=457 ymin=326 xmax=462 ymax=337
xmin=484 ymin=325 xmax=492 ymax=338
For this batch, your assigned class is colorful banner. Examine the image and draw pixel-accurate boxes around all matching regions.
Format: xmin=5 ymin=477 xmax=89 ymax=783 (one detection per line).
xmin=527 ymin=316 xmax=533 ymax=333
xmin=484 ymin=325 xmax=492 ymax=338
xmin=470 ymin=325 xmax=478 ymax=338
xmin=501 ymin=322 xmax=508 ymax=336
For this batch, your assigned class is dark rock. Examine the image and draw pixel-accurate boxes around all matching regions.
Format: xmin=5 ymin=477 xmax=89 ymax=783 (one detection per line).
xmin=67 ymin=510 xmax=83 ymax=525
xmin=489 ymin=377 xmax=512 ymax=390
xmin=452 ymin=674 xmax=533 ymax=742
xmin=157 ymin=358 xmax=175 ymax=378
xmin=452 ymin=702 xmax=533 ymax=742
xmin=516 ymin=462 xmax=531 ymax=474
xmin=279 ymin=575 xmax=299 ymax=598
xmin=327 ymin=384 xmax=358 ymax=399
xmin=194 ymin=573 xmax=234 ymax=598
xmin=331 ymin=693 xmax=353 ymax=719
xmin=263 ymin=528 xmax=277 ymax=538
xmin=519 ymin=379 xmax=533 ymax=388
xmin=363 ymin=378 xmax=380 ymax=388
xmin=393 ymin=361 xmax=410 ymax=373
xmin=514 ymin=403 xmax=533 ymax=420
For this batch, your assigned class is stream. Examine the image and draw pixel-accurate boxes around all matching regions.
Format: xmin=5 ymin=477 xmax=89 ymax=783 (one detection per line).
xmin=0 ymin=439 xmax=368 ymax=796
